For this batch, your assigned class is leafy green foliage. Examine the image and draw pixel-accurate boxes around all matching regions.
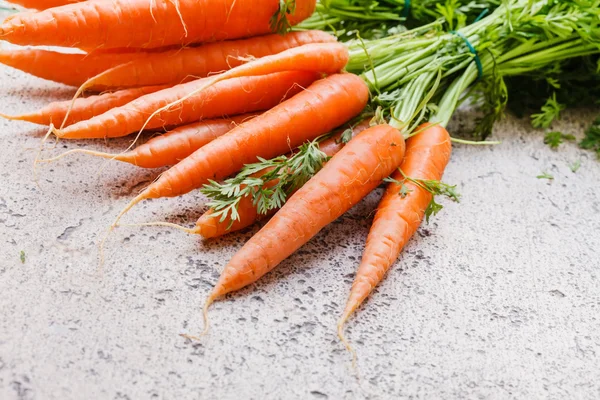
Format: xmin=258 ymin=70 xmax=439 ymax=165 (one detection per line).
xmin=270 ymin=0 xmax=297 ymax=35
xmin=386 ymin=170 xmax=460 ymax=223
xmin=19 ymin=250 xmax=25 ymax=264
xmin=201 ymin=138 xmax=329 ymax=225
xmin=543 ymin=131 xmax=575 ymax=150
xmin=580 ymin=116 xmax=600 ymax=159
xmin=531 ymin=93 xmax=566 ymax=129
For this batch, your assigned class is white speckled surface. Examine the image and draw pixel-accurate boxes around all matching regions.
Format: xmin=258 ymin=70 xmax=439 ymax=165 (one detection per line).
xmin=1 ymin=38 xmax=600 ymax=400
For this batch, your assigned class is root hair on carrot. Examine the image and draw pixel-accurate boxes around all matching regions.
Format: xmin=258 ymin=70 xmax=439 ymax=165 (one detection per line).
xmin=117 ymin=221 xmax=198 ymax=235
xmin=179 ymin=293 xmax=215 ymax=341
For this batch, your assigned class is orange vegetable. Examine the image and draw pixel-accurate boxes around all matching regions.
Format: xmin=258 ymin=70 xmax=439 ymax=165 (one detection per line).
xmin=54 ymin=71 xmax=319 ymax=139
xmin=195 ymin=124 xmax=406 ymax=334
xmin=110 ymin=73 xmax=369 ymax=230
xmin=196 ymin=121 xmax=372 ymax=238
xmin=0 ymin=0 xmax=316 ymax=49
xmin=0 ymin=48 xmax=149 ymax=86
xmin=42 ymin=114 xmax=259 ymax=168
xmin=337 ymin=123 xmax=452 ymax=350
xmin=6 ymin=0 xmax=82 ymax=10
xmin=85 ymin=31 xmax=336 ymax=89
xmin=137 ymin=42 xmax=349 ymax=130
xmin=1 ymin=85 xmax=168 ymax=126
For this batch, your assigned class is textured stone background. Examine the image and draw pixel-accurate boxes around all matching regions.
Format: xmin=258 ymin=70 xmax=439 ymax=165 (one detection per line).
xmin=1 ymin=42 xmax=599 ymax=400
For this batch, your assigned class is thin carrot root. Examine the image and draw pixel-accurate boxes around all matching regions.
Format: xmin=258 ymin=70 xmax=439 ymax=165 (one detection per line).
xmin=0 ymin=112 xmax=21 ymax=120
xmin=32 ymin=124 xmax=55 ymax=186
xmin=337 ymin=315 xmax=358 ymax=370
xmin=117 ymin=221 xmax=198 ymax=235
xmin=37 ymin=148 xmax=118 ymax=163
xmin=180 ymin=293 xmax=215 ymax=341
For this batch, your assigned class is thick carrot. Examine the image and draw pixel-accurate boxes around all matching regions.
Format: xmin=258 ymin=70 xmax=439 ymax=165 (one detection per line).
xmin=196 ymin=121 xmax=372 ymax=238
xmin=1 ymin=85 xmax=168 ymax=126
xmin=337 ymin=124 xmax=452 ymax=346
xmin=0 ymin=0 xmax=316 ymax=49
xmin=55 ymin=70 xmax=320 ymax=139
xmin=110 ymin=73 xmax=369 ymax=229
xmin=42 ymin=114 xmax=259 ymax=168
xmin=200 ymin=124 xmax=405 ymax=322
xmin=85 ymin=31 xmax=336 ymax=89
xmin=0 ymin=48 xmax=149 ymax=86
xmin=7 ymin=0 xmax=82 ymax=10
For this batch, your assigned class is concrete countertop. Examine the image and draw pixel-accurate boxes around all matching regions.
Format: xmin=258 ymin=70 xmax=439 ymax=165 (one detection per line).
xmin=1 ymin=45 xmax=599 ymax=399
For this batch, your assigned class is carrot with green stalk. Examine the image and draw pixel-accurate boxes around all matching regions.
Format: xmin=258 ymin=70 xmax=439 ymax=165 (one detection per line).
xmin=125 ymin=120 xmax=371 ymax=237
xmin=104 ymin=73 xmax=369 ymax=235
xmin=183 ymin=123 xmax=406 ymax=339
xmin=0 ymin=0 xmax=316 ymax=49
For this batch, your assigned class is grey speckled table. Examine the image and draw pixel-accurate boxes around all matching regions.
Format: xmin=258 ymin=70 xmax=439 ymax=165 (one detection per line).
xmin=1 ymin=43 xmax=600 ymax=400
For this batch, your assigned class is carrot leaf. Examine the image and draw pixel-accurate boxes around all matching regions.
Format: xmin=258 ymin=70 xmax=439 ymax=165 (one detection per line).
xmin=201 ymin=137 xmax=329 ymax=224
xmin=531 ymin=93 xmax=566 ymax=129
xmin=270 ymin=0 xmax=297 ymax=35
xmin=19 ymin=250 xmax=25 ymax=264
xmin=580 ymin=116 xmax=600 ymax=159
xmin=544 ymin=131 xmax=575 ymax=150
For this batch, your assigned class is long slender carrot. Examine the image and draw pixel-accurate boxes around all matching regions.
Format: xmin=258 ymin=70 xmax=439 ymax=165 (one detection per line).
xmin=195 ymin=121 xmax=372 ymax=238
xmin=83 ymin=31 xmax=336 ymax=89
xmin=55 ymin=71 xmax=320 ymax=139
xmin=132 ymin=42 xmax=349 ymax=135
xmin=0 ymin=0 xmax=316 ymax=49
xmin=40 ymin=114 xmax=259 ymax=168
xmin=6 ymin=0 xmax=82 ymax=10
xmin=337 ymin=123 xmax=452 ymax=349
xmin=109 ymin=73 xmax=369 ymax=231
xmin=192 ymin=124 xmax=406 ymax=335
xmin=0 ymin=48 xmax=149 ymax=86
xmin=1 ymin=85 xmax=168 ymax=126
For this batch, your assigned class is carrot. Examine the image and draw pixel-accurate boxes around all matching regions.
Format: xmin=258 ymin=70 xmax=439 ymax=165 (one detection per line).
xmin=83 ymin=31 xmax=336 ymax=89
xmin=189 ymin=124 xmax=406 ymax=336
xmin=55 ymin=70 xmax=319 ymax=139
xmin=109 ymin=73 xmax=369 ymax=233
xmin=337 ymin=123 xmax=452 ymax=353
xmin=0 ymin=0 xmax=316 ymax=49
xmin=1 ymin=85 xmax=168 ymax=126
xmin=41 ymin=114 xmax=259 ymax=168
xmin=0 ymin=48 xmax=149 ymax=86
xmin=133 ymin=42 xmax=349 ymax=135
xmin=6 ymin=0 xmax=82 ymax=10
xmin=196 ymin=121 xmax=372 ymax=238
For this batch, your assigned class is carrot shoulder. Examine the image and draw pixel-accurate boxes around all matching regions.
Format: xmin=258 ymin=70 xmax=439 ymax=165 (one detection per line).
xmin=0 ymin=0 xmax=316 ymax=49
xmin=207 ymin=124 xmax=406 ymax=304
xmin=0 ymin=48 xmax=149 ymax=86
xmin=57 ymin=70 xmax=319 ymax=139
xmin=86 ymin=30 xmax=336 ymax=89
xmin=338 ymin=124 xmax=452 ymax=333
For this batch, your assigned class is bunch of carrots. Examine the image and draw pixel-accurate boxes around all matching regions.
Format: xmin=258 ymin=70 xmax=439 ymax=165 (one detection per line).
xmin=1 ymin=0 xmax=598 ymax=361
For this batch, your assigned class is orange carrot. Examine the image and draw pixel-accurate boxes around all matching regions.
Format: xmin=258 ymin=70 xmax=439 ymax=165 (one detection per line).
xmin=0 ymin=0 xmax=316 ymax=49
xmin=84 ymin=31 xmax=336 ymax=89
xmin=132 ymin=42 xmax=349 ymax=131
xmin=196 ymin=121 xmax=372 ymax=238
xmin=55 ymin=71 xmax=319 ymax=139
xmin=110 ymin=73 xmax=369 ymax=231
xmin=337 ymin=124 xmax=452 ymax=349
xmin=42 ymin=114 xmax=259 ymax=168
xmin=0 ymin=48 xmax=149 ymax=86
xmin=195 ymin=124 xmax=406 ymax=331
xmin=1 ymin=85 xmax=168 ymax=126
xmin=6 ymin=0 xmax=82 ymax=10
